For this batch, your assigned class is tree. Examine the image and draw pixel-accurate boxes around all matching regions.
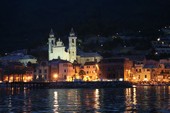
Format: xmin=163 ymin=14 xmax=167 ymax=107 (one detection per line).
xmin=79 ymin=70 xmax=86 ymax=80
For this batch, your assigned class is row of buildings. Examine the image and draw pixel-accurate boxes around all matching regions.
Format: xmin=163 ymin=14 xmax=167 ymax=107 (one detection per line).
xmin=0 ymin=29 xmax=170 ymax=83
xmin=1 ymin=56 xmax=170 ymax=83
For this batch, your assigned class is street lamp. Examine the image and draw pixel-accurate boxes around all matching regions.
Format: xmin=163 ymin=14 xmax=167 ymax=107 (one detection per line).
xmin=53 ymin=73 xmax=58 ymax=81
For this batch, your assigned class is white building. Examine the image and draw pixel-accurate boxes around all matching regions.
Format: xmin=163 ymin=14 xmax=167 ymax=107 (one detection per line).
xmin=48 ymin=28 xmax=102 ymax=64
xmin=48 ymin=28 xmax=77 ymax=63
xmin=0 ymin=53 xmax=37 ymax=66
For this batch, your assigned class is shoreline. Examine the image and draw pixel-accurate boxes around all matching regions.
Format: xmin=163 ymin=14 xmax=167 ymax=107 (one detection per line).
xmin=1 ymin=81 xmax=169 ymax=89
xmin=0 ymin=81 xmax=132 ymax=89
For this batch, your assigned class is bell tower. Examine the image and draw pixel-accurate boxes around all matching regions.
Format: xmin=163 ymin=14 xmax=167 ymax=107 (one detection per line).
xmin=48 ymin=29 xmax=56 ymax=60
xmin=68 ymin=28 xmax=77 ymax=63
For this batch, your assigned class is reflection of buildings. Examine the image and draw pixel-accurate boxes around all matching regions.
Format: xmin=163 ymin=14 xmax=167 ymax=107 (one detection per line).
xmin=48 ymin=89 xmax=101 ymax=112
xmin=125 ymin=88 xmax=137 ymax=111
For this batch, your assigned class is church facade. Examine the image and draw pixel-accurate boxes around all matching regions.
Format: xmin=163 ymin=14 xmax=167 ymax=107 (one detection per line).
xmin=48 ymin=28 xmax=103 ymax=64
xmin=48 ymin=28 xmax=77 ymax=63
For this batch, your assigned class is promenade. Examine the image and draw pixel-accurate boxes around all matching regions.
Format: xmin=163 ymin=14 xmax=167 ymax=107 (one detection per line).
xmin=0 ymin=81 xmax=133 ymax=89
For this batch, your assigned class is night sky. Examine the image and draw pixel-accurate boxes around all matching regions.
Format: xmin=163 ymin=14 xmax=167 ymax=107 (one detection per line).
xmin=0 ymin=0 xmax=170 ymax=52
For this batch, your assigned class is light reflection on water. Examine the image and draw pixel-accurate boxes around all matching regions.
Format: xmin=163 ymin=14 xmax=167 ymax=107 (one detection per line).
xmin=0 ymin=86 xmax=170 ymax=112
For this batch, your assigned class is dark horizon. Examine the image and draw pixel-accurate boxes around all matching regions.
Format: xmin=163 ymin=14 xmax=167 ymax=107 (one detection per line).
xmin=0 ymin=0 xmax=170 ymax=52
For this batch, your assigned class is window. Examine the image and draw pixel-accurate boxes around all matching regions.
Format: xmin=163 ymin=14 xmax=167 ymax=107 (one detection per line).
xmin=39 ymin=69 xmax=42 ymax=73
xmin=64 ymin=69 xmax=67 ymax=72
xmin=44 ymin=69 xmax=47 ymax=73
xmin=145 ymin=75 xmax=147 ymax=78
xmin=64 ymin=75 xmax=66 ymax=79
xmin=138 ymin=75 xmax=140 ymax=79
xmin=86 ymin=59 xmax=89 ymax=62
xmin=72 ymin=39 xmax=74 ymax=43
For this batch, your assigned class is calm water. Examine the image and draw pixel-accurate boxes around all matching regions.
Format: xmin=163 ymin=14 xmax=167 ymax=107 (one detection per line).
xmin=0 ymin=86 xmax=170 ymax=113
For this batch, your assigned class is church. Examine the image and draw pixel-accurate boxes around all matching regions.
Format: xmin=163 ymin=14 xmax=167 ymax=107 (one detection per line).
xmin=48 ymin=28 xmax=102 ymax=64
xmin=48 ymin=28 xmax=77 ymax=63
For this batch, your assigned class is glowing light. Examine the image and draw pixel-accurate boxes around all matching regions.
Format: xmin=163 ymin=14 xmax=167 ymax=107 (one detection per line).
xmin=53 ymin=74 xmax=58 ymax=78
xmin=144 ymin=78 xmax=148 ymax=81
xmin=96 ymin=64 xmax=99 ymax=70
xmin=53 ymin=91 xmax=59 ymax=112
xmin=157 ymin=38 xmax=160 ymax=41
xmin=119 ymin=78 xmax=123 ymax=81
xmin=155 ymin=52 xmax=158 ymax=55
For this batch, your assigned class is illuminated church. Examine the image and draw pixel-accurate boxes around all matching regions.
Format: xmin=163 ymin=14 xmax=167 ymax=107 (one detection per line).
xmin=48 ymin=28 xmax=77 ymax=63
xmin=48 ymin=28 xmax=102 ymax=64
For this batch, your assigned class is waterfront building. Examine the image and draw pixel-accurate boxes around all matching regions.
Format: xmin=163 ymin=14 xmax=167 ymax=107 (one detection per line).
xmin=157 ymin=59 xmax=170 ymax=82
xmin=50 ymin=59 xmax=75 ymax=81
xmin=34 ymin=61 xmax=49 ymax=82
xmin=130 ymin=59 xmax=170 ymax=83
xmin=3 ymin=62 xmax=33 ymax=82
xmin=80 ymin=62 xmax=98 ymax=81
xmin=98 ymin=58 xmax=133 ymax=81
xmin=131 ymin=60 xmax=159 ymax=82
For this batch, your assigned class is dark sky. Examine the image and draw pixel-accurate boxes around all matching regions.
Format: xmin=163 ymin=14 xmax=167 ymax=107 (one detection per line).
xmin=0 ymin=0 xmax=170 ymax=52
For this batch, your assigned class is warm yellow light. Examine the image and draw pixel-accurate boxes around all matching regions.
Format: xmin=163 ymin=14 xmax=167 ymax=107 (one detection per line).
xmin=144 ymin=78 xmax=148 ymax=81
xmin=53 ymin=74 xmax=58 ymax=78
xmin=96 ymin=64 xmax=99 ymax=70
